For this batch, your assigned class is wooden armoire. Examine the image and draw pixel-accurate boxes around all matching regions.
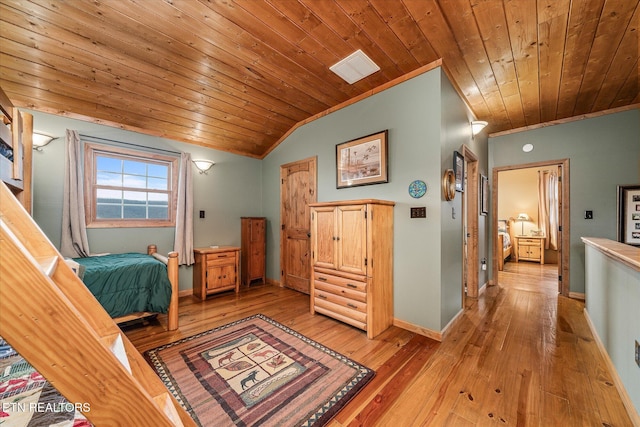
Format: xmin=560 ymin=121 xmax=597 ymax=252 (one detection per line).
xmin=309 ymin=199 xmax=394 ymax=339
xmin=241 ymin=217 xmax=266 ymax=286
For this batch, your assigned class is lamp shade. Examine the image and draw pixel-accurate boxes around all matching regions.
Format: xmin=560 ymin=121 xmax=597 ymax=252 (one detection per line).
xmin=471 ymin=120 xmax=488 ymax=136
xmin=515 ymin=212 xmax=531 ymax=235
xmin=32 ymin=132 xmax=54 ymax=150
xmin=193 ymin=159 xmax=215 ymax=174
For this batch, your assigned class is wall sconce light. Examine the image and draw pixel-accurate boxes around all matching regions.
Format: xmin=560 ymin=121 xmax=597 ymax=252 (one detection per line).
xmin=471 ymin=120 xmax=488 ymax=137
xmin=515 ymin=212 xmax=531 ymax=235
xmin=193 ymin=159 xmax=215 ymax=174
xmin=32 ymin=132 xmax=55 ymax=151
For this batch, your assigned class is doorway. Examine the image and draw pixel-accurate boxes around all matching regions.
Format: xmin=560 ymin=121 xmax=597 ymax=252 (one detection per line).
xmin=462 ymin=146 xmax=479 ymax=300
xmin=279 ymin=157 xmax=317 ymax=294
xmin=491 ymin=159 xmax=570 ymax=296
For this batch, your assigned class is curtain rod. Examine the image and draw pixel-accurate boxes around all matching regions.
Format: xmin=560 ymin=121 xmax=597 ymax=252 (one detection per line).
xmin=79 ymin=134 xmax=181 ymax=156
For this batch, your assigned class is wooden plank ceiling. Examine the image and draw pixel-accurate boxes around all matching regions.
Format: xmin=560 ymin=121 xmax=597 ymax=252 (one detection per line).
xmin=1 ymin=0 xmax=638 ymax=158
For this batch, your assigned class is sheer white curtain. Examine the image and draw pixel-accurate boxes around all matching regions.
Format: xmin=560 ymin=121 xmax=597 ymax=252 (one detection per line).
xmin=174 ymin=152 xmax=194 ymax=265
xmin=538 ymin=170 xmax=558 ymax=250
xmin=60 ymin=129 xmax=91 ymax=258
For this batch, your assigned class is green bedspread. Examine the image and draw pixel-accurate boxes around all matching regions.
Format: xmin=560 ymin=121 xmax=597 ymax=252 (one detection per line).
xmin=73 ymin=253 xmax=172 ymax=318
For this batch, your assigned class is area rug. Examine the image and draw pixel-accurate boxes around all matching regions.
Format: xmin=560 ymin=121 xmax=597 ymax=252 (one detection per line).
xmin=0 ymin=338 xmax=92 ymax=427
xmin=144 ymin=314 xmax=374 ymax=426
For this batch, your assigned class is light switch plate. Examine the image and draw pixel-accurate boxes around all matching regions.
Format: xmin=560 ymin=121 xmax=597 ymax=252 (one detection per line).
xmin=410 ymin=207 xmax=426 ymax=218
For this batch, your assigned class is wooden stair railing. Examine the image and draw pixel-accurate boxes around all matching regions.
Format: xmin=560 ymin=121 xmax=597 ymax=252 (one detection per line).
xmin=0 ymin=181 xmax=196 ymax=426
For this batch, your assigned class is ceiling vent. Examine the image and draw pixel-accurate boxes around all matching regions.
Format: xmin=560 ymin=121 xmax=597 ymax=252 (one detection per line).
xmin=330 ymin=50 xmax=380 ymax=84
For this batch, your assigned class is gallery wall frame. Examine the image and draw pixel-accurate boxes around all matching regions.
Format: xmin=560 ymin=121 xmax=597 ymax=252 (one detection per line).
xmin=336 ymin=130 xmax=388 ymax=189
xmin=453 ymin=150 xmax=464 ymax=192
xmin=617 ymin=184 xmax=640 ymax=246
xmin=480 ymin=174 xmax=488 ymax=215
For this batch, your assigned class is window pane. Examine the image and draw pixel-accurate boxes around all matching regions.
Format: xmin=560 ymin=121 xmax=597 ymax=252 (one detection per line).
xmin=123 ymin=160 xmax=146 ymax=175
xmin=124 ymin=191 xmax=147 ymax=205
xmin=97 ymin=204 xmax=122 ymax=219
xmin=123 ymin=205 xmax=146 ymax=219
xmin=148 ymin=177 xmax=167 ymax=190
xmin=97 ymin=189 xmax=122 ymax=203
xmin=96 ymin=156 xmax=121 ymax=173
xmin=123 ymin=174 xmax=147 ymax=189
xmin=148 ymin=193 xmax=168 ymax=203
xmin=148 ymin=206 xmax=168 ymax=219
xmin=97 ymin=171 xmax=122 ymax=186
xmin=148 ymin=164 xmax=168 ymax=179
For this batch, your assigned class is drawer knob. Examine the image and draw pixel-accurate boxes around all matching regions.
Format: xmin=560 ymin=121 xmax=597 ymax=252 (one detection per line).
xmin=347 ymin=303 xmax=357 ymax=309
xmin=318 ymin=277 xmax=327 ymax=281
xmin=346 ymin=283 xmax=357 ymax=288
xmin=318 ymin=294 xmax=327 ymax=299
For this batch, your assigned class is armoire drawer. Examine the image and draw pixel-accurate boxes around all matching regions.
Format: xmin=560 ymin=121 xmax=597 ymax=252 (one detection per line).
xmin=314 ymin=289 xmax=367 ymax=313
xmin=314 ymin=297 xmax=367 ymax=326
xmin=313 ymin=270 xmax=366 ymax=291
xmin=314 ymin=280 xmax=366 ymax=303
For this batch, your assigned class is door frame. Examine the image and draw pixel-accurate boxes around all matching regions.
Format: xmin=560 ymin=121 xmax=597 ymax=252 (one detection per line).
xmin=462 ymin=146 xmax=479 ymax=299
xmin=491 ymin=159 xmax=570 ymax=296
xmin=279 ymin=156 xmax=317 ymax=290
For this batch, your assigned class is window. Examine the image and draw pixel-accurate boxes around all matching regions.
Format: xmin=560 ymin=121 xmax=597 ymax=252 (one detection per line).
xmin=84 ymin=143 xmax=178 ymax=228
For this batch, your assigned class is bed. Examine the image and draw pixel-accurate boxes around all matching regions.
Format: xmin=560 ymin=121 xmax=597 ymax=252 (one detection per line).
xmin=71 ymin=244 xmax=180 ymax=330
xmin=498 ymin=219 xmax=513 ymax=271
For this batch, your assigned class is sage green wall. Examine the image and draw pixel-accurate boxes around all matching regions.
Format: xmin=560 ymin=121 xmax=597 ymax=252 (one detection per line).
xmin=28 ymin=110 xmax=263 ymax=291
xmin=440 ymin=74 xmax=489 ymax=328
xmin=584 ymin=243 xmax=640 ymax=413
xmin=489 ymin=109 xmax=640 ymax=293
xmin=262 ymin=67 xmax=488 ymax=332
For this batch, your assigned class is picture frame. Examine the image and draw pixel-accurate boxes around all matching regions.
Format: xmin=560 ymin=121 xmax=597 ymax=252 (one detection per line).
xmin=336 ymin=130 xmax=388 ymax=189
xmin=453 ymin=150 xmax=464 ymax=192
xmin=617 ymin=184 xmax=640 ymax=246
xmin=480 ymin=174 xmax=488 ymax=215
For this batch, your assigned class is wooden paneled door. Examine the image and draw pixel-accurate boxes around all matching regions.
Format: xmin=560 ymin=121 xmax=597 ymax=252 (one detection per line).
xmin=280 ymin=157 xmax=317 ymax=294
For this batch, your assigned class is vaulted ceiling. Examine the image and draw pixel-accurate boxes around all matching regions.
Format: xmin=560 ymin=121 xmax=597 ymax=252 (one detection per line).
xmin=1 ymin=0 xmax=638 ymax=158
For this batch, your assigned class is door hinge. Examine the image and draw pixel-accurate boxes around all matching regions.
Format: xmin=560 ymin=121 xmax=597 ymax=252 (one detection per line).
xmin=559 ymin=275 xmax=562 ymax=281
xmin=364 ymin=258 xmax=367 ymax=266
xmin=281 ymin=224 xmax=285 ymax=230
xmin=364 ymin=211 xmax=367 ymax=219
xmin=558 ymin=225 xmax=562 ymax=231
xmin=281 ymin=178 xmax=284 ymax=184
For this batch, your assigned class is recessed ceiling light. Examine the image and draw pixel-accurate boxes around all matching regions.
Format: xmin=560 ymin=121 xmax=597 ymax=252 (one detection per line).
xmin=522 ymin=143 xmax=534 ymax=153
xmin=329 ymin=50 xmax=380 ymax=84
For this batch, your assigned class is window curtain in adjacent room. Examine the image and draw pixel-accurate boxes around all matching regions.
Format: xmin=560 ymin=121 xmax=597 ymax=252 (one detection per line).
xmin=538 ymin=170 xmax=558 ymax=250
xmin=60 ymin=129 xmax=91 ymax=258
xmin=174 ymin=152 xmax=194 ymax=265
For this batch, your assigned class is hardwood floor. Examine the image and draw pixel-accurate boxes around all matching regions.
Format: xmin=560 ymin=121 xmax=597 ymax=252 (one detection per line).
xmin=124 ymin=262 xmax=634 ymax=426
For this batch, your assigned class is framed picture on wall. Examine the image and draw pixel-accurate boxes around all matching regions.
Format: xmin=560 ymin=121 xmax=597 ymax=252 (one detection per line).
xmin=617 ymin=184 xmax=640 ymax=246
xmin=336 ymin=130 xmax=388 ymax=189
xmin=480 ymin=174 xmax=489 ymax=215
xmin=453 ymin=150 xmax=464 ymax=192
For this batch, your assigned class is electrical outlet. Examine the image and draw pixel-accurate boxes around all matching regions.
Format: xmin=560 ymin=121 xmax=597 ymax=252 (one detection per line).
xmin=585 ymin=210 xmax=593 ymax=219
xmin=636 ymin=340 xmax=640 ymax=368
xmin=199 ymin=210 xmax=205 ymax=219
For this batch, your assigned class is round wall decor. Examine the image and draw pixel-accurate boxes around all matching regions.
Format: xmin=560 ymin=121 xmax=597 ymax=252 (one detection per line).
xmin=442 ymin=169 xmax=456 ymax=201
xmin=408 ymin=180 xmax=427 ymax=198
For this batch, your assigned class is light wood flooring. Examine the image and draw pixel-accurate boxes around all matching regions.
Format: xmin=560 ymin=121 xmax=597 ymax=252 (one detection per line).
xmin=124 ymin=262 xmax=634 ymax=426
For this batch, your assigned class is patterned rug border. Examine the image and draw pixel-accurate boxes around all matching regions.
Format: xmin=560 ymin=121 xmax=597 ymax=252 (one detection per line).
xmin=144 ymin=314 xmax=375 ymax=426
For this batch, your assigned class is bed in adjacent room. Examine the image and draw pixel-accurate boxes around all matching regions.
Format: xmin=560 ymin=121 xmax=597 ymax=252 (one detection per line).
xmin=498 ymin=219 xmax=513 ymax=271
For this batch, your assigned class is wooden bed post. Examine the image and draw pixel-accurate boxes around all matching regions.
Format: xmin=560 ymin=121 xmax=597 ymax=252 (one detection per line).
xmin=167 ymin=252 xmax=179 ymax=331
xmin=147 ymin=245 xmax=179 ymax=331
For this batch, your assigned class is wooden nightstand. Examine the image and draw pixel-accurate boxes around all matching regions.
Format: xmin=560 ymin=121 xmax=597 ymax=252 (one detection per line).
xmin=515 ymin=236 xmax=545 ymax=264
xmin=193 ymin=246 xmax=240 ymax=299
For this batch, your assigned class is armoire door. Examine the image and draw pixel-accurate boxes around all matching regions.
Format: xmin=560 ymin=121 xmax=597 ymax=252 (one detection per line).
xmin=336 ymin=205 xmax=367 ymax=276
